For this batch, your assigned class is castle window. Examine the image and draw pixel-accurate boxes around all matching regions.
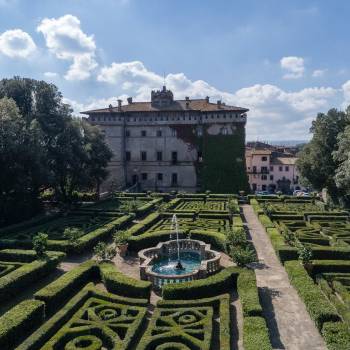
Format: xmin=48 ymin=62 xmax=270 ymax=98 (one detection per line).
xmin=279 ymin=166 xmax=283 ymax=171
xmin=196 ymin=127 xmax=203 ymax=137
xmin=125 ymin=129 xmax=130 ymax=137
xmin=141 ymin=151 xmax=147 ymax=161
xmin=172 ymin=151 xmax=178 ymax=164
xmin=141 ymin=173 xmax=148 ymax=180
xmin=285 ymin=166 xmax=289 ymax=171
xmin=157 ymin=151 xmax=163 ymax=161
xmin=157 ymin=173 xmax=163 ymax=181
xmin=171 ymin=129 xmax=177 ymax=137
xmin=171 ymin=173 xmax=178 ymax=186
xmin=270 ymin=175 xmax=274 ymax=180
xmin=261 ymin=156 xmax=267 ymax=161
xmin=270 ymin=166 xmax=274 ymax=171
xmin=157 ymin=130 xmax=162 ymax=137
xmin=261 ymin=175 xmax=267 ymax=180
xmin=125 ymin=151 xmax=131 ymax=161
xmin=141 ymin=130 xmax=147 ymax=137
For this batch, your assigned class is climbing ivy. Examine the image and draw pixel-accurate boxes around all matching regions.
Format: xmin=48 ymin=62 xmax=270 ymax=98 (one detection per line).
xmin=171 ymin=123 xmax=249 ymax=194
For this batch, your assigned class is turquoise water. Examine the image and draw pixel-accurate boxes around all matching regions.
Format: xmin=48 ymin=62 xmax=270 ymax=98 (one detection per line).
xmin=152 ymin=252 xmax=201 ymax=275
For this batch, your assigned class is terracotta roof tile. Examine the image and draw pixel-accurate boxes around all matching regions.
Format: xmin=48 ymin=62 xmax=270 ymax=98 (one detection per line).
xmin=81 ymin=99 xmax=248 ymax=114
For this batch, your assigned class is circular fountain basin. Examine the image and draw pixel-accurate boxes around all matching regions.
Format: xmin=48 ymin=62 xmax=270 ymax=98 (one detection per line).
xmin=138 ymin=239 xmax=221 ymax=289
xmin=152 ymin=252 xmax=201 ymax=276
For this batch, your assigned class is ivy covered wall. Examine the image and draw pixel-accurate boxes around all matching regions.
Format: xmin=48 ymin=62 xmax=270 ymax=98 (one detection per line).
xmin=171 ymin=123 xmax=249 ymax=194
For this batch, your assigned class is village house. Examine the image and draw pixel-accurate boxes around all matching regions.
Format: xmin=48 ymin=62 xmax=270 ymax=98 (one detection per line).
xmin=245 ymin=143 xmax=305 ymax=193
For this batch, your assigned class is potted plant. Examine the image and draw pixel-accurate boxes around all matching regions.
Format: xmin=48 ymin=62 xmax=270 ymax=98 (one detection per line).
xmin=93 ymin=242 xmax=117 ymax=262
xmin=113 ymin=230 xmax=129 ymax=257
xmin=297 ymin=244 xmax=313 ymax=273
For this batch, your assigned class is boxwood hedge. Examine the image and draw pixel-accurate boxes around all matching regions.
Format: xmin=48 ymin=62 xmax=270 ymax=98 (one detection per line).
xmin=243 ymin=316 xmax=272 ymax=350
xmin=284 ymin=260 xmax=340 ymax=330
xmin=0 ymin=299 xmax=45 ymax=349
xmin=99 ymin=261 xmax=151 ymax=300
xmin=34 ymin=260 xmax=98 ymax=315
xmin=162 ymin=266 xmax=239 ymax=299
xmin=322 ymin=321 xmax=350 ymax=350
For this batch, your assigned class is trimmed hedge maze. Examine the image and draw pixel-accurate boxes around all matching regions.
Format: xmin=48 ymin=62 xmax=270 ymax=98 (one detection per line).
xmin=0 ymin=249 xmax=65 ymax=302
xmin=0 ymin=192 xmax=273 ymax=349
xmin=0 ymin=196 xmax=161 ymax=254
xmin=0 ymin=261 xmax=272 ymax=349
xmin=251 ymin=195 xmax=350 ymax=349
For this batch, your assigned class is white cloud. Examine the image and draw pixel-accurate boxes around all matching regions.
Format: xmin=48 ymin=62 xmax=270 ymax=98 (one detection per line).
xmin=44 ymin=71 xmax=58 ymax=78
xmin=0 ymin=29 xmax=36 ymax=58
xmin=37 ymin=14 xmax=97 ymax=80
xmin=312 ymin=69 xmax=326 ymax=78
xmin=280 ymin=56 xmax=305 ymax=79
xmin=341 ymin=80 xmax=350 ymax=109
xmin=80 ymin=60 xmax=339 ymax=140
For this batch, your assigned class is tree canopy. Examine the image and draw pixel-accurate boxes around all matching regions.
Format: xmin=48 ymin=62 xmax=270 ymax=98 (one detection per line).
xmin=0 ymin=77 xmax=112 ymax=226
xmin=297 ymin=107 xmax=350 ymax=205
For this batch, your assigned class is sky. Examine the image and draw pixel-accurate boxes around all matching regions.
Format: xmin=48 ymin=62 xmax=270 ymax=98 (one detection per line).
xmin=0 ymin=0 xmax=350 ymax=141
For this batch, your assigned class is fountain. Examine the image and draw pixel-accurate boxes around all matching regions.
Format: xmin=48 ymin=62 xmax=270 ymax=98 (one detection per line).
xmin=138 ymin=214 xmax=222 ymax=289
xmin=171 ymin=214 xmax=184 ymax=270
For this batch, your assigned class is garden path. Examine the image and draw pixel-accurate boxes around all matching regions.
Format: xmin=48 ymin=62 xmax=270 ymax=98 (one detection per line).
xmin=242 ymin=204 xmax=327 ymax=350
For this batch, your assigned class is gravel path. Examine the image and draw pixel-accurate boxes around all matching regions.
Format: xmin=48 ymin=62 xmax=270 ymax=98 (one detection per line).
xmin=242 ymin=204 xmax=327 ymax=350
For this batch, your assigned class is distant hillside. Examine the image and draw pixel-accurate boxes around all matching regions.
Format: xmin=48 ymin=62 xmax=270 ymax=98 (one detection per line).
xmin=247 ymin=140 xmax=307 ymax=147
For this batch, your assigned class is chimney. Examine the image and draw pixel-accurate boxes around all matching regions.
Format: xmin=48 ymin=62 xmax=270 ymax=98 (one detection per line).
xmin=127 ymin=97 xmax=133 ymax=104
xmin=205 ymin=96 xmax=209 ymax=103
xmin=108 ymin=104 xmax=113 ymax=109
xmin=217 ymin=100 xmax=222 ymax=107
xmin=186 ymin=102 xmax=190 ymax=109
xmin=185 ymin=96 xmax=190 ymax=101
xmin=117 ymin=99 xmax=122 ymax=111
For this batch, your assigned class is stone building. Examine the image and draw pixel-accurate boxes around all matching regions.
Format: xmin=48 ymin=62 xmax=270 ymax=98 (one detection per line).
xmin=245 ymin=144 xmax=306 ymax=193
xmin=82 ymin=86 xmax=249 ymax=193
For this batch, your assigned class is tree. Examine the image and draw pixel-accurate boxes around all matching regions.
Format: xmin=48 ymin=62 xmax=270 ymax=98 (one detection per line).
xmin=297 ymin=108 xmax=349 ymax=203
xmin=32 ymin=232 xmax=48 ymax=258
xmin=333 ymin=124 xmax=350 ymax=205
xmin=48 ymin=118 xmax=112 ymax=204
xmin=0 ymin=77 xmax=112 ymax=219
xmin=0 ymin=97 xmax=46 ymax=225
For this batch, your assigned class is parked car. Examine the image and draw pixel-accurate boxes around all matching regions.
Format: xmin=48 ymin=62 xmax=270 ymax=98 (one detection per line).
xmin=255 ymin=191 xmax=269 ymax=196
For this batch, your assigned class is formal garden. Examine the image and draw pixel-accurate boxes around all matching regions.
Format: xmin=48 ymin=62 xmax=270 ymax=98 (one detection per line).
xmin=0 ymin=192 xmax=349 ymax=349
xmin=251 ymin=195 xmax=350 ymax=349
xmin=0 ymin=192 xmax=273 ymax=350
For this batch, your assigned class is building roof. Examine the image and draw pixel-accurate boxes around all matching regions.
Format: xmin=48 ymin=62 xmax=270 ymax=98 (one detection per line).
xmin=271 ymin=157 xmax=297 ymax=165
xmin=245 ymin=149 xmax=272 ymax=156
xmin=81 ymin=98 xmax=248 ymax=115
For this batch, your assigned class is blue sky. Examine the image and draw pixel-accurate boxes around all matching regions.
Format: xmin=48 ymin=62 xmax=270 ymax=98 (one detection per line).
xmin=0 ymin=0 xmax=349 ymax=140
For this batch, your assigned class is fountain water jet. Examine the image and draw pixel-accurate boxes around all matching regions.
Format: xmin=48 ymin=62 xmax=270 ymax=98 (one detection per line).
xmin=171 ymin=214 xmax=184 ymax=270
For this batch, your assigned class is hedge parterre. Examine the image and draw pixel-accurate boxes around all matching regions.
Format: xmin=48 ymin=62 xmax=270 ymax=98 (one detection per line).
xmin=251 ymin=195 xmax=350 ymax=349
xmin=0 ymin=192 xmax=272 ymax=350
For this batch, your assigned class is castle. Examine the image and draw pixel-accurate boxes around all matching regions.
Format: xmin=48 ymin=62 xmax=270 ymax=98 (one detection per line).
xmin=82 ymin=86 xmax=249 ymax=193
